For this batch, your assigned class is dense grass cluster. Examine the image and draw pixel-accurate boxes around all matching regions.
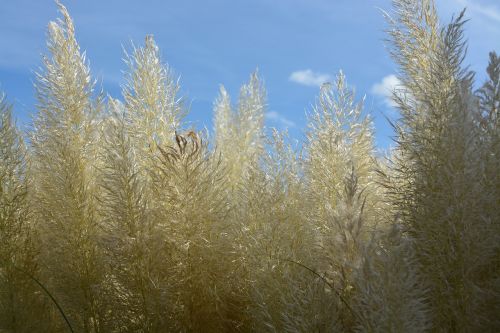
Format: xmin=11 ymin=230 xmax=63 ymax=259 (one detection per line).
xmin=0 ymin=0 xmax=499 ymax=332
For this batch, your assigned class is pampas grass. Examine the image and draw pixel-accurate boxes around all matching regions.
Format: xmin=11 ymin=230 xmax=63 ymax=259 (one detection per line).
xmin=0 ymin=0 xmax=498 ymax=332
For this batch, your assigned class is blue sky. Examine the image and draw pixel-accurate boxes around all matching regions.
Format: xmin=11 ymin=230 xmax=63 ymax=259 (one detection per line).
xmin=0 ymin=0 xmax=498 ymax=149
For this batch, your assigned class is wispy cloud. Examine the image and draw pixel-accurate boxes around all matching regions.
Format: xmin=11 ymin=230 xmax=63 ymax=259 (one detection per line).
xmin=266 ymin=111 xmax=296 ymax=128
xmin=289 ymin=69 xmax=332 ymax=87
xmin=371 ymin=74 xmax=402 ymax=108
xmin=456 ymin=0 xmax=500 ymax=23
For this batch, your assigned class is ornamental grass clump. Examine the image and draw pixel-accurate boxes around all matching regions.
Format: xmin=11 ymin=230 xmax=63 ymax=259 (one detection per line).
xmin=385 ymin=1 xmax=500 ymax=331
xmin=0 ymin=0 xmax=498 ymax=332
xmin=30 ymin=2 xmax=107 ymax=331
xmin=0 ymin=95 xmax=54 ymax=332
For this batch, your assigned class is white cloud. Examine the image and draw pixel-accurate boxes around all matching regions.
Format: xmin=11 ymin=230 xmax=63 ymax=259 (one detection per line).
xmin=456 ymin=0 xmax=500 ymax=23
xmin=371 ymin=74 xmax=402 ymax=108
xmin=265 ymin=111 xmax=296 ymax=128
xmin=289 ymin=69 xmax=332 ymax=87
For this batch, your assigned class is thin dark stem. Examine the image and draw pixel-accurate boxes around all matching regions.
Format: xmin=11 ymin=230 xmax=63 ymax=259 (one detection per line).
xmin=281 ymin=258 xmax=373 ymax=332
xmin=4 ymin=262 xmax=74 ymax=333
